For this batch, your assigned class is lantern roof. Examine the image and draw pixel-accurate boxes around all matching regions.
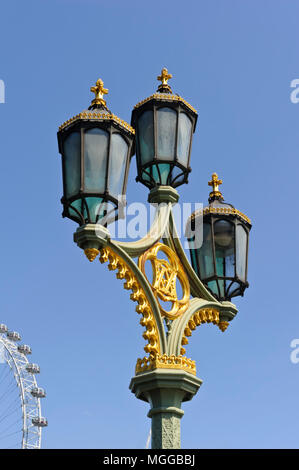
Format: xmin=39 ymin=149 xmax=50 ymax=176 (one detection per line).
xmin=58 ymin=78 xmax=135 ymax=135
xmin=132 ymin=67 xmax=198 ymax=118
xmin=188 ymin=173 xmax=251 ymax=227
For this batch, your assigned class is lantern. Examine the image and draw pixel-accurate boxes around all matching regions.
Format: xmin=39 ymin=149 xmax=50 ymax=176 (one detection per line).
xmin=57 ymin=79 xmax=135 ymax=226
xmin=131 ymin=68 xmax=198 ymax=189
xmin=187 ymin=173 xmax=252 ymax=301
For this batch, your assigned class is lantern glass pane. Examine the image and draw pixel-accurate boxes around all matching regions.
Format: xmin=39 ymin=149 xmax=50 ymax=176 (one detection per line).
xmin=84 ymin=128 xmax=109 ymax=192
xmin=198 ymin=222 xmax=214 ymax=279
xmin=109 ymin=133 xmax=128 ymax=198
xmin=236 ymin=224 xmax=247 ymax=282
xmin=190 ymin=248 xmax=198 ymax=273
xmin=177 ymin=112 xmax=192 ymax=166
xmin=208 ymin=280 xmax=219 ymax=297
xmin=63 ymin=131 xmax=81 ymax=198
xmin=138 ymin=110 xmax=154 ymax=164
xmin=157 ymin=107 xmax=177 ymax=160
xmin=152 ymin=163 xmax=171 ymax=185
xmin=68 ymin=198 xmax=82 ymax=222
xmin=214 ymin=220 xmax=235 ymax=278
xmin=227 ymin=281 xmax=240 ymax=297
xmin=83 ymin=197 xmax=104 ymax=223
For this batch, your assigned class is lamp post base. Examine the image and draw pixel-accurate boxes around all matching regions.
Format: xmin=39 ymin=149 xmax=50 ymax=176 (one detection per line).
xmin=129 ymin=369 xmax=202 ymax=449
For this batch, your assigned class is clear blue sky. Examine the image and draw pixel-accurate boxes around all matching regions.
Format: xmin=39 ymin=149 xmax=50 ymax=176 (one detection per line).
xmin=0 ymin=0 xmax=298 ymax=448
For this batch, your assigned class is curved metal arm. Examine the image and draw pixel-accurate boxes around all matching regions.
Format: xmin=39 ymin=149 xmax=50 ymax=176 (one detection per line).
xmin=101 ymin=240 xmax=168 ymax=355
xmin=163 ymin=211 xmax=217 ymax=301
xmin=167 ymin=297 xmax=238 ymax=356
xmin=114 ymin=202 xmax=171 ymax=257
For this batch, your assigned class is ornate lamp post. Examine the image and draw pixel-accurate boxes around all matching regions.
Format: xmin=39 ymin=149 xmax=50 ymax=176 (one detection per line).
xmin=57 ymin=70 xmax=252 ymax=449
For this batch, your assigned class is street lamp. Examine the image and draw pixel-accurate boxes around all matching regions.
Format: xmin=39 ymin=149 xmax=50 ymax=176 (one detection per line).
xmin=58 ymin=70 xmax=252 ymax=449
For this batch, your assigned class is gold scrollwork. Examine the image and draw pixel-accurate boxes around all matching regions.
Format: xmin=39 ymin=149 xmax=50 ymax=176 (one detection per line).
xmin=138 ymin=243 xmax=190 ymax=321
xmin=99 ymin=246 xmax=160 ymax=356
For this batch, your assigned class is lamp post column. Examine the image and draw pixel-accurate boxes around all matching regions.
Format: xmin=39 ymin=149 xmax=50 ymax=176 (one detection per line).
xmin=130 ymin=369 xmax=202 ymax=449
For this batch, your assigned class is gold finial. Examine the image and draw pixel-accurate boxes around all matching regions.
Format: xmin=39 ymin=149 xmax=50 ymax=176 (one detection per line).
xmin=157 ymin=67 xmax=173 ymax=93
xmin=90 ymin=78 xmax=108 ymax=107
xmin=208 ymin=172 xmax=224 ymax=200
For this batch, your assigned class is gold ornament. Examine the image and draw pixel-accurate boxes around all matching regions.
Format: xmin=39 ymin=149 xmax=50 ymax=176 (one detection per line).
xmin=157 ymin=67 xmax=173 ymax=93
xmin=180 ymin=308 xmax=229 ymax=354
xmin=99 ymin=246 xmax=161 ymax=356
xmin=90 ymin=78 xmax=108 ymax=107
xmin=208 ymin=172 xmax=224 ymax=200
xmin=157 ymin=67 xmax=172 ymax=86
xmin=138 ymin=243 xmax=190 ymax=320
xmin=84 ymin=248 xmax=100 ymax=262
xmin=136 ymin=353 xmax=196 ymax=376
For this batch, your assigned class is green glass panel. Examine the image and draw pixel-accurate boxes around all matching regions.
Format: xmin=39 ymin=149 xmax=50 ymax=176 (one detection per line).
xmin=190 ymin=247 xmax=198 ymax=274
xmin=207 ymin=280 xmax=218 ymax=297
xmin=84 ymin=128 xmax=108 ymax=192
xmin=214 ymin=220 xmax=235 ymax=278
xmin=236 ymin=224 xmax=247 ymax=282
xmin=109 ymin=133 xmax=128 ymax=198
xmin=198 ymin=223 xmax=214 ymax=279
xmin=157 ymin=107 xmax=177 ymax=160
xmin=83 ymin=197 xmax=104 ymax=223
xmin=177 ymin=112 xmax=192 ymax=166
xmin=152 ymin=163 xmax=170 ymax=184
xmin=138 ymin=110 xmax=154 ymax=164
xmin=68 ymin=198 xmax=82 ymax=222
xmin=63 ymin=132 xmax=81 ymax=198
xmin=227 ymin=281 xmax=240 ymax=297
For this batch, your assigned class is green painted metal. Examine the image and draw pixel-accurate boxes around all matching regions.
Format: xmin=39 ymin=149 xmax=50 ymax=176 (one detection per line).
xmin=129 ymin=369 xmax=202 ymax=449
xmin=147 ymin=186 xmax=179 ymax=205
xmin=74 ymin=223 xmax=110 ymax=250
xmin=116 ymin=202 xmax=171 ymax=257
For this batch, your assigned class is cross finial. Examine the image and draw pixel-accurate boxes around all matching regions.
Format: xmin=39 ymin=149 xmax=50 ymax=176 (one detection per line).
xmin=208 ymin=172 xmax=224 ymax=200
xmin=90 ymin=78 xmax=109 ymax=107
xmin=157 ymin=67 xmax=173 ymax=93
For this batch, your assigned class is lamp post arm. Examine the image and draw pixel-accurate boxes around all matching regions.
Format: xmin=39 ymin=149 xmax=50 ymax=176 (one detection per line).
xmin=107 ymin=240 xmax=167 ymax=354
xmin=167 ymin=298 xmax=238 ymax=357
xmin=114 ymin=202 xmax=171 ymax=257
xmin=163 ymin=210 xmax=217 ymax=302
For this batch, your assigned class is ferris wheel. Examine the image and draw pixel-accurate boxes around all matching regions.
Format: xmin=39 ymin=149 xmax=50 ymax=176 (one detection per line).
xmin=0 ymin=323 xmax=47 ymax=449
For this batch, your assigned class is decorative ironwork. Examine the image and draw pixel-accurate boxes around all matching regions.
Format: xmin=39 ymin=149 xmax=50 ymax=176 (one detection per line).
xmin=136 ymin=354 xmax=196 ymax=376
xmin=180 ymin=308 xmax=224 ymax=354
xmin=139 ymin=243 xmax=190 ymax=320
xmin=133 ymin=92 xmax=197 ymax=114
xmin=99 ymin=246 xmax=161 ymax=356
xmin=189 ymin=206 xmax=251 ymax=225
xmin=58 ymin=111 xmax=135 ymax=134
